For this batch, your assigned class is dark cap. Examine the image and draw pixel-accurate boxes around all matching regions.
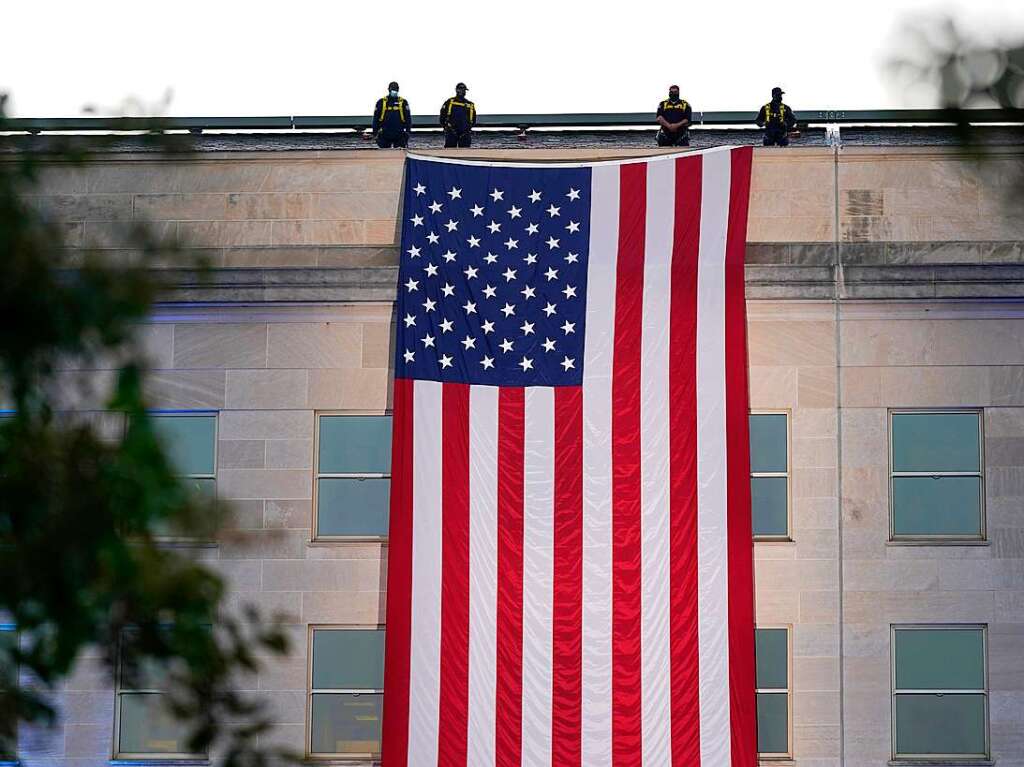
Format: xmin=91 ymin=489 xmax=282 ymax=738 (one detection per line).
xmin=456 ymin=82 xmax=467 ymax=90
xmin=388 ymin=81 xmax=399 ymax=91
xmin=669 ymin=84 xmax=680 ymax=91
xmin=772 ymin=86 xmax=784 ymax=98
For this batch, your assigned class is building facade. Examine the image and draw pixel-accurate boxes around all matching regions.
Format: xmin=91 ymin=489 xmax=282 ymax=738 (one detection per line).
xmin=5 ymin=143 xmax=1024 ymax=766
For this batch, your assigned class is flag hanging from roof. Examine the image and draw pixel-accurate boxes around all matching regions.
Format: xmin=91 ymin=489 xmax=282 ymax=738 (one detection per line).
xmin=383 ymin=146 xmax=756 ymax=767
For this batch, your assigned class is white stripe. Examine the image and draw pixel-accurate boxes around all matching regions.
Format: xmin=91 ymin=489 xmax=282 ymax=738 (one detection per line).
xmin=521 ymin=387 xmax=555 ymax=767
xmin=582 ymin=164 xmax=618 ymax=767
xmin=640 ymin=158 xmax=674 ymax=767
xmin=407 ymin=380 xmax=443 ymax=767
xmin=696 ymin=148 xmax=733 ymax=765
xmin=467 ymin=385 xmax=499 ymax=767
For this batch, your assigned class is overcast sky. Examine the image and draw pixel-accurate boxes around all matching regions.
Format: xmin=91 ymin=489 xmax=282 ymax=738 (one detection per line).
xmin=3 ymin=0 xmax=1023 ymax=119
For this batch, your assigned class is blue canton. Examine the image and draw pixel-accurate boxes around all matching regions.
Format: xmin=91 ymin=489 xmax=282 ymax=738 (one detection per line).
xmin=395 ymin=159 xmax=591 ymax=386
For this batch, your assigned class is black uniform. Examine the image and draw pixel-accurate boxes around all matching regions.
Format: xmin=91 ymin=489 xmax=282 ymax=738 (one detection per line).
xmin=372 ymin=95 xmax=412 ymax=148
xmin=656 ymin=98 xmax=692 ymax=147
xmin=756 ymin=100 xmax=797 ymax=146
xmin=440 ymin=96 xmax=477 ymax=148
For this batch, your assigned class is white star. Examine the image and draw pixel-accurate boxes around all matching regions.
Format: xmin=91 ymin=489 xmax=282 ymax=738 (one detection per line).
xmin=484 ymin=252 xmax=499 ymax=265
xmin=546 ymin=204 xmax=561 ymax=217
xmin=519 ymin=356 xmax=534 ymax=371
xmin=428 ymin=200 xmax=443 ymax=214
xmin=470 ymin=204 xmax=485 ymax=217
xmin=481 ymin=355 xmax=495 ymax=370
xmin=427 ymin=232 xmax=440 ymax=244
xmin=482 ymin=284 xmax=497 ymax=299
xmin=481 ymin=319 xmax=495 ymax=334
xmin=422 ymin=297 xmax=436 ymax=312
xmin=524 ymin=253 xmax=538 ymax=265
xmin=544 ymin=267 xmax=559 ymax=281
xmin=464 ymin=265 xmax=479 ymax=279
xmin=447 ymin=186 xmax=462 ymax=200
xmin=526 ymin=222 xmax=539 ymax=235
xmin=467 ymin=235 xmax=480 ymax=248
xmin=403 ymin=348 xmax=415 ymax=363
xmin=463 ymin=300 xmax=477 ymax=315
xmin=439 ymin=354 xmax=453 ymax=369
xmin=445 ymin=218 xmax=459 ymax=232
xmin=521 ymin=285 xmax=536 ymax=300
xmin=500 ymin=338 xmax=514 ymax=353
xmin=528 ymin=189 xmax=543 ymax=203
xmin=502 ymin=267 xmax=517 ymax=282
xmin=410 ymin=214 xmax=424 ymax=227
xmin=501 ymin=302 xmax=516 ymax=317
xmin=542 ymin=337 xmax=556 ymax=352
xmin=461 ymin=335 xmax=477 ymax=350
xmin=487 ymin=220 xmax=502 ymax=234
xmin=413 ymin=183 xmax=426 ymax=196
xmin=508 ymin=205 xmax=522 ymax=219
xmin=407 ymin=244 xmax=421 ymax=258
xmin=546 ymin=236 xmax=560 ymax=250
xmin=424 ymin=263 xmax=439 ymax=277
xmin=403 ymin=313 xmax=417 ymax=328
xmin=543 ymin=302 xmax=557 ymax=317
xmin=567 ymin=188 xmax=581 ymax=201
xmin=520 ymin=320 xmax=535 ymax=335
xmin=442 ymin=250 xmax=457 ymax=263
xmin=405 ymin=277 xmax=419 ymax=292
xmin=566 ymin=220 xmax=580 ymax=233
xmin=490 ymin=188 xmax=505 ymax=202
xmin=561 ymin=320 xmax=576 ymax=334
xmin=441 ymin=282 xmax=455 ymax=297
xmin=422 ymin=333 xmax=436 ymax=348
xmin=439 ymin=318 xmax=454 ymax=333
xmin=504 ymin=237 xmax=519 ymax=250
xmin=563 ymin=284 xmax=577 ymax=299
xmin=561 ymin=355 xmax=576 ymax=370
xmin=565 ymin=252 xmax=579 ymax=263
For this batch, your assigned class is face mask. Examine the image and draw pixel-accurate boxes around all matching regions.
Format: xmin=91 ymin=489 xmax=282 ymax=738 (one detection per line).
xmin=389 ymin=90 xmax=399 ymax=98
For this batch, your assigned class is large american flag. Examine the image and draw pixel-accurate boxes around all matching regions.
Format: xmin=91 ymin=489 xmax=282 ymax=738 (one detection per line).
xmin=383 ymin=147 xmax=756 ymax=767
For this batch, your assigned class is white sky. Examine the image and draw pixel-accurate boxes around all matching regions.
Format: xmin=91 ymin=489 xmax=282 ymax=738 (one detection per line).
xmin=3 ymin=0 xmax=1023 ymax=119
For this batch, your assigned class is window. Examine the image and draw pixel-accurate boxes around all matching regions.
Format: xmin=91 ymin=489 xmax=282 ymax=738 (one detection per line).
xmin=750 ymin=412 xmax=790 ymax=539
xmin=151 ymin=413 xmax=217 ymax=498
xmin=307 ymin=627 xmax=385 ymax=759
xmin=314 ymin=415 xmax=392 ymax=540
xmin=0 ymin=627 xmax=16 ymax=763
xmin=113 ymin=634 xmax=202 ymax=760
xmin=890 ymin=411 xmax=984 ymax=540
xmin=892 ymin=625 xmax=988 ymax=760
xmin=755 ymin=627 xmax=791 ymax=758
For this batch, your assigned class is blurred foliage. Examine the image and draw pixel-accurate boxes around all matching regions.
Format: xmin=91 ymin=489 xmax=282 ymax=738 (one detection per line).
xmin=0 ymin=93 xmax=294 ymax=765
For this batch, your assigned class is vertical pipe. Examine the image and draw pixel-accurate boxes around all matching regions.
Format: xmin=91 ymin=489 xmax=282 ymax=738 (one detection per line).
xmin=832 ymin=137 xmax=846 ymax=767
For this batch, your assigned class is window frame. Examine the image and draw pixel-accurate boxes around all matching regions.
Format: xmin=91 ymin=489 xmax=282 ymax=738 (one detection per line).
xmin=312 ymin=411 xmax=393 ymax=543
xmin=888 ymin=409 xmax=986 ymax=543
xmin=890 ymin=623 xmax=990 ymax=762
xmin=750 ymin=409 xmax=792 ymax=542
xmin=305 ymin=624 xmax=386 ymax=762
xmin=111 ymin=630 xmax=206 ymax=762
xmin=0 ymin=625 xmax=17 ymax=765
xmin=755 ymin=624 xmax=793 ymax=760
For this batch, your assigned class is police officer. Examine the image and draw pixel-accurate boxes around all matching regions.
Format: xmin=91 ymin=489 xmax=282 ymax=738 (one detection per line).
xmin=440 ymin=83 xmax=477 ymax=148
xmin=656 ymin=85 xmax=692 ymax=147
xmin=372 ymin=82 xmax=412 ymax=149
xmin=756 ymin=87 xmax=797 ymax=147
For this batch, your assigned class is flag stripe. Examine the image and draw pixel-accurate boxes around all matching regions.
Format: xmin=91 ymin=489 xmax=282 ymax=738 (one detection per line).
xmin=522 ymin=387 xmax=555 ymax=767
xmin=640 ymin=158 xmax=674 ymax=767
xmin=495 ymin=388 xmax=525 ymax=767
xmin=382 ymin=377 xmax=415 ymax=766
xmin=552 ymin=385 xmax=583 ymax=767
xmin=581 ymin=163 xmax=618 ymax=767
xmin=408 ymin=380 xmax=444 ymax=767
xmin=439 ymin=383 xmax=471 ymax=766
xmin=725 ymin=146 xmax=758 ymax=767
xmin=468 ymin=385 xmax=499 ymax=767
xmin=669 ymin=154 xmax=704 ymax=767
xmin=611 ymin=161 xmax=646 ymax=767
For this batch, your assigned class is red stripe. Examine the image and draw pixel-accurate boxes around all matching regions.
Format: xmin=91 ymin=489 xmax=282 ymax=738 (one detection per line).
xmin=669 ymin=154 xmax=703 ymax=766
xmin=611 ymin=162 xmax=646 ymax=767
xmin=438 ymin=383 xmax=471 ymax=766
xmin=552 ymin=386 xmax=583 ymax=767
xmin=495 ymin=387 xmax=525 ymax=767
xmin=381 ymin=378 xmax=414 ymax=766
xmin=724 ymin=146 xmax=758 ymax=767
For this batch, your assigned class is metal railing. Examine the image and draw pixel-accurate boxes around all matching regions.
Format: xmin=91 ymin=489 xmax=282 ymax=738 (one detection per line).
xmin=3 ymin=108 xmax=1022 ymax=134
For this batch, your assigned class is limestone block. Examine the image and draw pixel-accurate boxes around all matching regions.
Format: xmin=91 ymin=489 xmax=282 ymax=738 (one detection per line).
xmin=136 ymin=323 xmax=175 ymax=369
xmin=798 ymin=366 xmax=837 ymax=408
xmin=224 ymin=193 xmax=312 ymax=220
xmin=264 ymin=499 xmax=313 ymax=530
xmin=222 ymin=499 xmax=265 ymax=530
xmin=988 ymin=437 xmax=1024 ymax=467
xmin=258 ymin=656 xmax=308 ymax=692
xmin=271 ymin=219 xmax=366 ymax=246
xmin=759 ymin=560 xmax=839 ymax=592
xmin=173 ymin=324 xmax=268 ymax=369
xmin=64 ymin=724 xmax=110 ymax=758
xmin=218 ymin=440 xmax=266 ymax=469
xmin=145 ymin=370 xmax=226 ymax=409
xmin=225 ymin=369 xmax=309 ymax=409
xmin=755 ymin=542 xmax=797 ymax=560
xmin=793 ymin=656 xmax=840 ymax=692
xmin=260 ymin=690 xmax=307 ymax=726
xmin=62 ymin=691 xmax=115 ymax=725
xmin=82 ymin=219 xmax=177 ymax=249
xmin=218 ymin=469 xmax=312 ymax=500
xmin=301 ymin=590 xmax=384 ymax=624
xmin=792 ymin=623 xmax=839 ymax=658
xmin=266 ymin=323 xmax=362 ymax=369
xmin=367 ymin=218 xmax=400 ymax=244
xmin=261 ymin=162 xmax=373 ymax=193
xmin=263 ymin=559 xmax=384 ymax=593
xmin=992 ymin=366 xmax=1024 ymax=406
xmin=792 ymin=725 xmax=841 ymax=759
xmin=307 ymin=368 xmax=390 ymax=410
xmin=799 ymin=591 xmax=839 ymax=624
xmin=747 ymin=216 xmax=834 ymax=243
xmin=995 ymin=591 xmax=1024 ymax=622
xmin=844 ymin=590 xmax=994 ymax=624
xmin=222 ymin=246 xmax=320 ymax=267
xmin=31 ymin=193 xmax=134 ymax=222
xmin=305 ymin=541 xmax=386 ymax=561
xmin=879 ymin=366 xmax=991 ymax=407
xmin=844 ymin=560 xmax=939 ymax=592
xmin=266 ymin=439 xmax=313 ymax=470
xmin=219 ymin=410 xmax=313 ymax=441
xmin=990 ymin=497 xmax=1024 ymax=529
xmin=793 ymin=409 xmax=837 ymax=439
xmin=793 ymin=467 xmax=837 ymax=499
xmin=989 ymin=467 xmax=1024 ymax=499
xmin=748 ymin=321 xmax=836 ymax=367
xmin=362 ymin=321 xmax=395 ymax=369
xmin=749 ymin=366 xmax=798 ymax=409
xmin=311 ymin=192 xmax=400 ymax=220
xmin=219 ymin=529 xmax=308 ymax=561
xmin=793 ymin=691 xmax=841 ymax=726
xmin=134 ymin=192 xmax=229 ymax=221
xmin=792 ymin=497 xmax=838 ymax=531
xmin=177 ymin=220 xmax=274 ymax=248
xmin=172 ymin=163 xmax=273 ymax=194
xmin=794 ymin=529 xmax=839 ymax=560
xmin=753 ymin=590 xmax=799 ymax=623
xmin=210 ymin=559 xmax=263 ymax=593
xmin=994 ymin=528 xmax=1024 ymax=560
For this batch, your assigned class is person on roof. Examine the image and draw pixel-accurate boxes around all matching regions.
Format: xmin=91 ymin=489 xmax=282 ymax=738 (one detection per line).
xmin=372 ymin=81 xmax=412 ymax=149
xmin=656 ymin=85 xmax=693 ymax=147
xmin=755 ymin=87 xmax=798 ymax=146
xmin=440 ymin=83 xmax=477 ymax=148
